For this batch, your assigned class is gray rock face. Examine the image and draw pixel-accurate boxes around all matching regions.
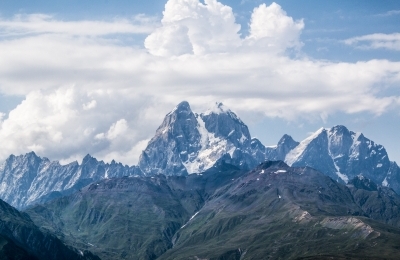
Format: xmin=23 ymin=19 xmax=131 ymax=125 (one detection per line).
xmin=284 ymin=128 xmax=340 ymax=182
xmin=0 ymin=152 xmax=142 ymax=209
xmin=270 ymin=125 xmax=400 ymax=194
xmin=139 ymin=101 xmax=265 ymax=176
xmin=138 ymin=101 xmax=201 ymax=176
xmin=348 ymin=175 xmax=400 ymax=227
xmin=267 ymin=134 xmax=300 ymax=161
xmin=387 ymin=162 xmax=400 ymax=193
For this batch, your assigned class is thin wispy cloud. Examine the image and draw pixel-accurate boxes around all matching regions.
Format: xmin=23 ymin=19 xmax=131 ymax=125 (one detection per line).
xmin=0 ymin=13 xmax=158 ymax=37
xmin=374 ymin=10 xmax=400 ymax=17
xmin=344 ymin=33 xmax=400 ymax=51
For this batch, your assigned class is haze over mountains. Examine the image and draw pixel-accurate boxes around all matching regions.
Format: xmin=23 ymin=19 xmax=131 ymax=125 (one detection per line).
xmin=0 ymin=101 xmax=399 ymax=259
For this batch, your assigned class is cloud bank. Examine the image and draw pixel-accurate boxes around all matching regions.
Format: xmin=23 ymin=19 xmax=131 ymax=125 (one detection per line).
xmin=0 ymin=0 xmax=399 ymax=165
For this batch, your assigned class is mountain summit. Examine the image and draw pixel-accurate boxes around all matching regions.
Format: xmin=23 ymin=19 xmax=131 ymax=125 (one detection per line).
xmin=138 ymin=101 xmax=264 ymax=176
xmin=138 ymin=102 xmax=400 ymax=194
xmin=279 ymin=125 xmax=400 ymax=192
xmin=0 ymin=101 xmax=399 ymax=210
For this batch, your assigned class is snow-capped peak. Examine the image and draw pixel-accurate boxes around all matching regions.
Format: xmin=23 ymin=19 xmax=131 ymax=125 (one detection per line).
xmin=203 ymin=102 xmax=229 ymax=116
xmin=285 ymin=127 xmax=326 ymax=166
xmin=139 ymin=101 xmax=262 ymax=176
xmin=202 ymin=102 xmax=244 ymax=124
xmin=166 ymin=101 xmax=191 ymax=116
xmin=182 ymin=114 xmax=232 ymax=174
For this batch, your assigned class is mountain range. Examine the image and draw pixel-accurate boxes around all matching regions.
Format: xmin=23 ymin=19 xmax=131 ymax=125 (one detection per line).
xmin=0 ymin=101 xmax=398 ymax=210
xmin=0 ymin=101 xmax=399 ymax=259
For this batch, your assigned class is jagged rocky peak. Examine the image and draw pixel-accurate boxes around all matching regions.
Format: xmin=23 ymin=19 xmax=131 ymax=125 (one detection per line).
xmin=326 ymin=125 xmax=387 ymax=159
xmin=154 ymin=101 xmax=199 ymax=139
xmin=0 ymin=151 xmax=141 ymax=209
xmin=249 ymin=137 xmax=270 ymax=163
xmin=160 ymin=101 xmax=194 ymax=128
xmin=202 ymin=102 xmax=240 ymax=120
xmin=274 ymin=134 xmax=299 ymax=160
xmin=278 ymin=134 xmax=298 ymax=146
xmin=138 ymin=101 xmax=201 ymax=176
xmin=251 ymin=137 xmax=265 ymax=148
xmin=284 ymin=127 xmax=328 ymax=167
xmin=82 ymin=154 xmax=99 ymax=165
xmin=6 ymin=151 xmax=43 ymax=166
xmin=200 ymin=102 xmax=251 ymax=147
xmin=139 ymin=101 xmax=264 ymax=176
xmin=277 ymin=124 xmax=400 ymax=194
xmin=327 ymin=125 xmax=354 ymax=158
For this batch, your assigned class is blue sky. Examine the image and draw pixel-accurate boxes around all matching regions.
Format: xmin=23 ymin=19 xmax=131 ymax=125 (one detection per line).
xmin=0 ymin=0 xmax=399 ymax=164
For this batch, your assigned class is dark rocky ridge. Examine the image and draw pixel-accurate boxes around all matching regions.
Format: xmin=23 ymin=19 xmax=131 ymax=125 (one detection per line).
xmin=0 ymin=197 xmax=99 ymax=260
xmin=26 ymin=161 xmax=246 ymax=260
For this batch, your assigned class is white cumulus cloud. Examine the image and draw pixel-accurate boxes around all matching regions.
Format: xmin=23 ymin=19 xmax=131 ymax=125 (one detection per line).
xmin=145 ymin=0 xmax=241 ymax=56
xmin=145 ymin=0 xmax=304 ymax=56
xmin=245 ymin=3 xmax=304 ymax=52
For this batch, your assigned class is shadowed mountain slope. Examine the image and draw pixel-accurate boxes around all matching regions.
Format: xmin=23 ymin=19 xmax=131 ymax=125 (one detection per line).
xmin=0 ymin=198 xmax=99 ymax=260
xmin=26 ymin=161 xmax=400 ymax=260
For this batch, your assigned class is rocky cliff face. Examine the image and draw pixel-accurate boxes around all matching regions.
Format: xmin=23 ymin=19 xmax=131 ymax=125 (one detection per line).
xmin=274 ymin=125 xmax=400 ymax=194
xmin=138 ymin=101 xmax=265 ymax=176
xmin=138 ymin=102 xmax=400 ymax=194
xmin=0 ymin=152 xmax=142 ymax=209
xmin=348 ymin=175 xmax=400 ymax=228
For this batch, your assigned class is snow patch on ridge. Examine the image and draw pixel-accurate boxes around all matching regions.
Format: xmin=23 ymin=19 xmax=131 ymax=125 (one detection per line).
xmin=327 ymin=128 xmax=349 ymax=183
xmin=382 ymin=177 xmax=389 ymax=187
xmin=182 ymin=114 xmax=232 ymax=174
xmin=181 ymin=211 xmax=200 ymax=229
xmin=203 ymin=102 xmax=229 ymax=116
xmin=336 ymin=172 xmax=349 ymax=183
xmin=349 ymin=132 xmax=362 ymax=159
xmin=285 ymin=127 xmax=325 ymax=166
